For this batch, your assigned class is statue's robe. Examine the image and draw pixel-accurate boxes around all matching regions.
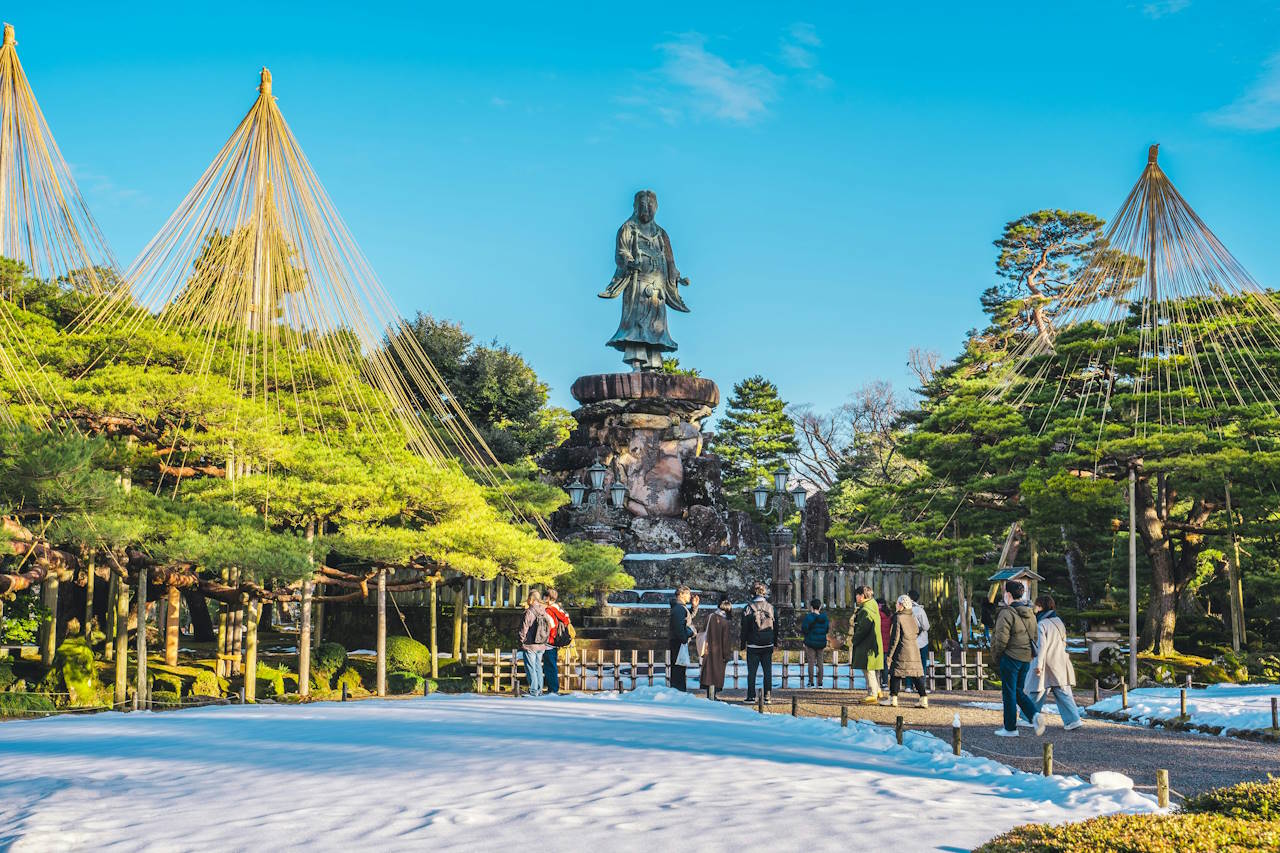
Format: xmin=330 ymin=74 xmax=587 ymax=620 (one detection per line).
xmin=600 ymin=216 xmax=689 ymax=369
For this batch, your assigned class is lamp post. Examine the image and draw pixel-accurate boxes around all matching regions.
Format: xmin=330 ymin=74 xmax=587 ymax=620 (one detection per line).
xmin=564 ymin=462 xmax=628 ymax=543
xmin=751 ymin=465 xmax=807 ymax=606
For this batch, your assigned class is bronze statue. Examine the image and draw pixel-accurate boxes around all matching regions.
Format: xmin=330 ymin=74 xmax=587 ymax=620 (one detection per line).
xmin=600 ymin=190 xmax=690 ymax=371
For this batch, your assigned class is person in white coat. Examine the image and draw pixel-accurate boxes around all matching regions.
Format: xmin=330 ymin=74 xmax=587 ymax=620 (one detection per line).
xmin=908 ymin=588 xmax=930 ymax=652
xmin=1025 ymin=594 xmax=1083 ymax=731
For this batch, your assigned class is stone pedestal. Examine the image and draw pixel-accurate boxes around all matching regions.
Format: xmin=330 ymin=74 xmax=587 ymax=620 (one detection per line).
xmin=541 ymin=372 xmax=731 ymax=553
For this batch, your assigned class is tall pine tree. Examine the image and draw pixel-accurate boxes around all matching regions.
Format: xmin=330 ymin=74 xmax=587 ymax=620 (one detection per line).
xmin=711 ymin=376 xmax=799 ymax=511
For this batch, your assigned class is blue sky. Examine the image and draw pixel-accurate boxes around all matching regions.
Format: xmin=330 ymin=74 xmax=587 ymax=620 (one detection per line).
xmin=15 ymin=1 xmax=1280 ymax=414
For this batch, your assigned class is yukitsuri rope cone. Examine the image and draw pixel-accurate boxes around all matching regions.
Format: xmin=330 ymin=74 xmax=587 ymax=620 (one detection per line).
xmin=991 ymin=144 xmax=1280 ymax=438
xmin=78 ymin=67 xmax=542 ymax=527
xmin=0 ymin=23 xmax=113 ymax=424
xmin=0 ymin=23 xmax=117 ymax=294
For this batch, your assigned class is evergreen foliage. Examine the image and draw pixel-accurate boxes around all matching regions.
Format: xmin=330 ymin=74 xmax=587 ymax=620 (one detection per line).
xmin=711 ymin=375 xmax=799 ymax=510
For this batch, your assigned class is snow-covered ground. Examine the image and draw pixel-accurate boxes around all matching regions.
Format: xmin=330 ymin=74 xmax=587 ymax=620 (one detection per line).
xmin=0 ymin=689 xmax=1156 ymax=851
xmin=1089 ymin=683 xmax=1280 ymax=732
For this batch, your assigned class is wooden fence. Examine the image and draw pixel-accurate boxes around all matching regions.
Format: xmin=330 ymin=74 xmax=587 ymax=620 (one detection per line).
xmin=388 ymin=575 xmax=543 ymax=609
xmin=790 ymin=563 xmax=952 ymax=611
xmin=474 ymin=647 xmax=987 ymax=693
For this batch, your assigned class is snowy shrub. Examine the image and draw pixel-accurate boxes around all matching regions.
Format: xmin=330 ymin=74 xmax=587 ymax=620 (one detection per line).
xmin=976 ymin=813 xmax=1280 ymax=852
xmin=385 ymin=636 xmax=432 ymax=677
xmin=313 ymin=642 xmax=347 ymax=677
xmin=1181 ymin=777 xmax=1280 ymax=821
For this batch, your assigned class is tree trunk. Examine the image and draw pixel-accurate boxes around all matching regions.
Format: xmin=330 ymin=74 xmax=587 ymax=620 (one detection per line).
xmin=376 ymin=569 xmax=387 ymax=697
xmin=460 ymin=583 xmax=470 ymax=667
xmin=113 ymin=574 xmax=128 ymax=707
xmin=105 ymin=572 xmax=117 ymax=661
xmin=1134 ymin=477 xmax=1177 ymax=656
xmin=164 ymin=585 xmax=181 ymax=666
xmin=451 ymin=589 xmax=462 ymax=661
xmin=83 ymin=556 xmax=96 ymax=637
xmin=216 ymin=571 xmax=229 ymax=678
xmin=299 ymin=580 xmax=313 ymax=699
xmin=1060 ymin=525 xmax=1092 ymax=608
xmin=243 ymin=598 xmax=260 ymax=703
xmin=182 ymin=589 xmax=215 ymax=642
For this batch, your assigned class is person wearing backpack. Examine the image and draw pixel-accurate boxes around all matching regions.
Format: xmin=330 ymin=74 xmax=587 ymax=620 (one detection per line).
xmin=740 ymin=582 xmax=776 ymax=704
xmin=518 ymin=589 xmax=554 ymax=697
xmin=800 ymin=598 xmax=830 ymax=688
xmin=989 ymin=580 xmax=1043 ymax=736
xmin=543 ymin=589 xmax=574 ymax=695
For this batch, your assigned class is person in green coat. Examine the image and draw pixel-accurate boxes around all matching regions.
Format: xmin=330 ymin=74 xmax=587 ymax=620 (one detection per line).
xmin=848 ymin=585 xmax=883 ymax=703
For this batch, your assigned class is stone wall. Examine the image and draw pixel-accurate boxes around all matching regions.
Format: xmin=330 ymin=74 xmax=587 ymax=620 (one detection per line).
xmin=621 ymin=553 xmax=771 ymax=601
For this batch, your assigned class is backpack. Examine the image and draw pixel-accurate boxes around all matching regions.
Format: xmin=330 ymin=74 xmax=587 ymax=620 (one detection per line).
xmin=552 ymin=610 xmax=574 ymax=648
xmin=532 ymin=609 xmax=552 ymax=646
xmin=750 ymin=602 xmax=774 ymax=633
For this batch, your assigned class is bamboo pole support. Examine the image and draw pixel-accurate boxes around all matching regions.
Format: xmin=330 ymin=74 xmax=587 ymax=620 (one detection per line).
xmin=376 ymin=568 xmax=387 ymax=697
xmin=429 ymin=578 xmax=439 ymax=679
xmin=299 ymin=520 xmax=315 ymax=698
xmin=1128 ymin=468 xmax=1138 ymax=688
xmin=243 ymin=598 xmax=260 ymax=703
xmin=1157 ymin=770 xmax=1169 ymax=808
xmin=1224 ymin=480 xmax=1247 ymax=649
xmin=134 ymin=567 xmax=147 ymax=711
xmin=39 ymin=574 xmax=58 ymax=666
xmin=113 ymin=573 xmax=128 ymax=707
xmin=164 ymin=585 xmax=181 ymax=666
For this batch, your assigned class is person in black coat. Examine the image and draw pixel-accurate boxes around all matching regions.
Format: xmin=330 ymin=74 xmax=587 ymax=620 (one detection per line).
xmin=740 ymin=582 xmax=776 ymax=703
xmin=668 ymin=584 xmax=699 ymax=691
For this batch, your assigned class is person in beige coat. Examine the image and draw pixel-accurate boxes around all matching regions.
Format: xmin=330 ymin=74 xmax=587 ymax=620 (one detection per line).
xmin=1025 ymin=594 xmax=1083 ymax=731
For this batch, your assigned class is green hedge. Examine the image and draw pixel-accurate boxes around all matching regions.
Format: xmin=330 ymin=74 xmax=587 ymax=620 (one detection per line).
xmin=385 ymin=636 xmax=432 ymax=677
xmin=1182 ymin=778 xmax=1280 ymax=821
xmin=0 ymin=692 xmax=56 ymax=716
xmin=976 ymin=813 xmax=1280 ymax=852
xmin=314 ymin=642 xmax=347 ymax=677
xmin=332 ymin=667 xmax=365 ymax=697
xmin=387 ymin=671 xmax=425 ymax=695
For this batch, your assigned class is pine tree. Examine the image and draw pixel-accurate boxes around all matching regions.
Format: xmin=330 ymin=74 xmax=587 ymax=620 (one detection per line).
xmin=711 ymin=376 xmax=799 ymax=511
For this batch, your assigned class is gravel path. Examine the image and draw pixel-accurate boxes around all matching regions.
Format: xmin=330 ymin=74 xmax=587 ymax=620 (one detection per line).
xmin=712 ymin=686 xmax=1280 ymax=798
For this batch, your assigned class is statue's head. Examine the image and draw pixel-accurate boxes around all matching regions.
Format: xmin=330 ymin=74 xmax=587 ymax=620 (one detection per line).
xmin=633 ymin=190 xmax=657 ymax=224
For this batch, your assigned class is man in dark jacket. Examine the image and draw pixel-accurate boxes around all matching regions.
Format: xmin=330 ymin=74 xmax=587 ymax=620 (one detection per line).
xmin=990 ymin=580 xmax=1042 ymax=737
xmin=668 ymin=585 xmax=699 ymax=691
xmin=800 ymin=598 xmax=829 ymax=688
xmin=740 ymin=582 xmax=776 ymax=704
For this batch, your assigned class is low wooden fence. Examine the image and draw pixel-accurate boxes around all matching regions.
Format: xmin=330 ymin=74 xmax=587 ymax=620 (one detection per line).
xmin=474 ymin=647 xmax=988 ymax=693
xmin=790 ymin=563 xmax=952 ymax=611
xmin=389 ymin=574 xmax=542 ymax=610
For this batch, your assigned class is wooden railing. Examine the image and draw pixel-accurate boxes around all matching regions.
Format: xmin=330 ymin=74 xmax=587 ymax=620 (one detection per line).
xmin=790 ymin=563 xmax=953 ymax=611
xmin=473 ymin=647 xmax=987 ymax=693
xmin=389 ymin=574 xmax=544 ymax=609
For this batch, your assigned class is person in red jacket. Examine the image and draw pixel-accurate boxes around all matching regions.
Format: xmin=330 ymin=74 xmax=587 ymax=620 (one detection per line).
xmin=877 ymin=598 xmax=894 ymax=697
xmin=544 ymin=589 xmax=572 ymax=695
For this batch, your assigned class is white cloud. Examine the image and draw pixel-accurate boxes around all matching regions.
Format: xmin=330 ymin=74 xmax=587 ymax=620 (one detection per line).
xmin=780 ymin=22 xmax=821 ymax=70
xmin=489 ymin=96 xmax=510 ymax=108
xmin=1208 ymin=52 xmax=1280 ymax=131
xmin=656 ymin=33 xmax=778 ymax=123
xmin=1143 ymin=0 xmax=1191 ymax=18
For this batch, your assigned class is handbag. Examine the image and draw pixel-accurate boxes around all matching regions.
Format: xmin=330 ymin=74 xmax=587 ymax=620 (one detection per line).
xmin=675 ymin=642 xmax=691 ymax=667
xmin=696 ymin=630 xmax=709 ymax=657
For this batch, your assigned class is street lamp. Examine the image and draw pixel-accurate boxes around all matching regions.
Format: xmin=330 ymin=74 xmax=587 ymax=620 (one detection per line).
xmin=749 ymin=464 xmax=809 ymax=607
xmin=609 ymin=480 xmax=628 ymax=509
xmin=566 ymin=479 xmax=588 ymax=507
xmin=588 ymin=461 xmax=608 ymax=492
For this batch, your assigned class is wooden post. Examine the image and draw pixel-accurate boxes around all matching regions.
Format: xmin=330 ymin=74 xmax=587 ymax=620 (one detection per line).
xmin=895 ymin=715 xmax=904 ymax=745
xmin=1128 ymin=468 xmax=1139 ymax=689
xmin=1180 ymin=688 xmax=1187 ymax=719
xmin=664 ymin=650 xmax=671 ymax=687
xmin=1029 ymin=539 xmax=1039 ymax=604
xmin=952 ymin=718 xmax=962 ymax=756
xmin=39 ymin=574 xmax=58 ymax=666
xmin=791 ymin=695 xmax=799 ymax=717
xmin=841 ymin=705 xmax=849 ymax=728
xmin=1121 ymin=679 xmax=1128 ymax=710
xmin=510 ymin=648 xmax=518 ymax=694
xmin=341 ymin=682 xmax=349 ymax=701
xmin=1272 ymin=697 xmax=1278 ymax=732
xmin=1157 ymin=770 xmax=1169 ymax=808
xmin=216 ymin=570 xmax=229 ymax=678
xmin=733 ymin=651 xmax=739 ymax=689
xmin=1094 ymin=679 xmax=1100 ymax=704
xmin=781 ymin=650 xmax=789 ymax=689
xmin=757 ymin=691 xmax=764 ymax=714
xmin=451 ymin=584 xmax=463 ymax=661
xmin=647 ymin=649 xmax=655 ymax=687
xmin=105 ymin=571 xmax=117 ymax=661
xmin=630 ymin=650 xmax=638 ymax=691
xmin=243 ymin=598 xmax=260 ymax=703
xmin=1043 ymin=742 xmax=1053 ymax=776
xmin=134 ymin=567 xmax=147 ymax=711
xmin=164 ymin=585 xmax=181 ymax=667
xmin=299 ymin=579 xmax=313 ymax=699
xmin=460 ymin=581 xmax=470 ymax=666
xmin=113 ymin=573 xmax=128 ymax=708
xmin=1224 ymin=480 xmax=1248 ymax=650
xmin=376 ymin=568 xmax=387 ymax=697
xmin=429 ymin=579 xmax=439 ymax=679
xmin=83 ymin=555 xmax=95 ymax=636
xmin=597 ymin=649 xmax=604 ymax=692
xmin=614 ymin=649 xmax=622 ymax=693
